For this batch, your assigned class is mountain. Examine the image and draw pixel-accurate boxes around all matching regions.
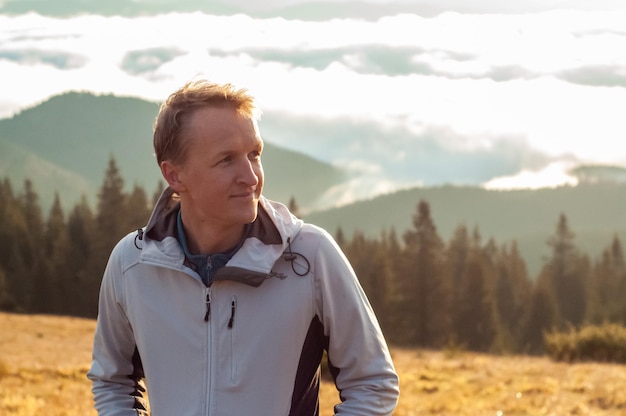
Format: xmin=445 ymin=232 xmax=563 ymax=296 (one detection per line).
xmin=0 ymin=92 xmax=161 ymax=188
xmin=0 ymin=137 xmax=93 ymax=206
xmin=303 ymin=183 xmax=626 ymax=276
xmin=0 ymin=92 xmax=347 ymax=212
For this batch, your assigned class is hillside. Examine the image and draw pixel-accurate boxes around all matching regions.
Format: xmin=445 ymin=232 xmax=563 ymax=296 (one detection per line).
xmin=0 ymin=138 xmax=93 ymax=208
xmin=304 ymin=183 xmax=626 ymax=276
xmin=0 ymin=92 xmax=347 ymax=211
xmin=2 ymin=312 xmax=626 ymax=415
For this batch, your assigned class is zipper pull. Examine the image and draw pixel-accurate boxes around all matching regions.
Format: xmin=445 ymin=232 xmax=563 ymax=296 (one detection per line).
xmin=204 ymin=287 xmax=212 ymax=322
xmin=228 ymin=296 xmax=237 ymax=328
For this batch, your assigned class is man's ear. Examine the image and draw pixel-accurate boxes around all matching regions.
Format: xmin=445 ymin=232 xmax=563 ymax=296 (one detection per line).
xmin=160 ymin=160 xmax=185 ymax=193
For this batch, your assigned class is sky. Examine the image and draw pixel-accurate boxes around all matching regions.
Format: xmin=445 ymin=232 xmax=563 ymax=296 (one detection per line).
xmin=1 ymin=0 xmax=626 ymax=205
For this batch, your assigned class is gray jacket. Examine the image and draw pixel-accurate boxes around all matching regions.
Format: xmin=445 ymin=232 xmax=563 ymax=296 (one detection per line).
xmin=88 ymin=188 xmax=399 ymax=416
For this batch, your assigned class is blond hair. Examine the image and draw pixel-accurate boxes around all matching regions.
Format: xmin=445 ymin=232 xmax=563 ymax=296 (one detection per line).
xmin=153 ymin=80 xmax=260 ymax=165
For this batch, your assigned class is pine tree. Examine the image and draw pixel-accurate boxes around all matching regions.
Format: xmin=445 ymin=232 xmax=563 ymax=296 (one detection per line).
xmin=588 ymin=235 xmax=626 ymax=324
xmin=16 ymin=179 xmax=46 ymax=311
xmin=76 ymin=156 xmax=132 ymax=317
xmin=96 ymin=157 xmax=128 ymax=263
xmin=401 ymin=200 xmax=448 ymax=347
xmin=614 ymin=237 xmax=626 ymax=324
xmin=37 ymin=193 xmax=70 ymax=313
xmin=453 ymin=249 xmax=497 ymax=351
xmin=0 ymin=179 xmax=23 ymax=310
xmin=365 ymin=235 xmax=392 ymax=320
xmin=543 ymin=213 xmax=587 ymax=327
xmin=0 ymin=265 xmax=13 ymax=310
xmin=447 ymin=224 xmax=471 ymax=287
xmin=494 ymin=241 xmax=532 ymax=351
xmin=125 ymin=184 xmax=151 ymax=231
xmin=379 ymin=227 xmax=403 ymax=334
xmin=67 ymin=196 xmax=97 ymax=316
xmin=67 ymin=196 xmax=95 ymax=265
xmin=445 ymin=224 xmax=471 ymax=346
xmin=0 ymin=183 xmax=17 ymax=310
xmin=520 ymin=279 xmax=557 ymax=354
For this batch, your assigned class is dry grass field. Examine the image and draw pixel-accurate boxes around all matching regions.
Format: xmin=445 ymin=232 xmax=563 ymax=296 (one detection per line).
xmin=2 ymin=312 xmax=626 ymax=415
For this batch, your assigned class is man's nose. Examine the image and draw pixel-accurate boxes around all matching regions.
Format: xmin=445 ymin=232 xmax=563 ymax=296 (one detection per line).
xmin=239 ymin=159 xmax=259 ymax=186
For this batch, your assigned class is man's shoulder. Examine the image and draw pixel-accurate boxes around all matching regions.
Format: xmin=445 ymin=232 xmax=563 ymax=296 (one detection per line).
xmin=293 ymin=223 xmax=343 ymax=258
xmin=108 ymin=229 xmax=144 ymax=267
xmin=299 ymin=221 xmax=336 ymax=240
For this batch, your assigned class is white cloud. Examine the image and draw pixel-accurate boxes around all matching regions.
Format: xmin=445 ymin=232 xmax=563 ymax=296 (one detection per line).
xmin=311 ymin=175 xmax=422 ymax=210
xmin=1 ymin=8 xmax=626 ymax=191
xmin=483 ymin=161 xmax=579 ymax=190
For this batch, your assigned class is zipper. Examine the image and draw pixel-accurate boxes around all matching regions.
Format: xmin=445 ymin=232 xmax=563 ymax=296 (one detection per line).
xmin=203 ymin=285 xmax=212 ymax=416
xmin=203 ymin=286 xmax=212 ymax=322
xmin=228 ymin=295 xmax=237 ymax=328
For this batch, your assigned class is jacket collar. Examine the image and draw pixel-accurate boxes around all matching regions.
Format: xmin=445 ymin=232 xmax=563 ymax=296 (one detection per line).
xmin=140 ymin=187 xmax=304 ymax=284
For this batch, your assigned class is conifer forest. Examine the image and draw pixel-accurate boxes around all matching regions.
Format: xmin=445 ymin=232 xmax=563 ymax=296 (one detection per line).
xmin=2 ymin=158 xmax=626 ymax=355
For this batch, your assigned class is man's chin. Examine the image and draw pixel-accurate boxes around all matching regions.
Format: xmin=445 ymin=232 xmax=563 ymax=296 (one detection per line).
xmin=241 ymin=206 xmax=259 ymax=224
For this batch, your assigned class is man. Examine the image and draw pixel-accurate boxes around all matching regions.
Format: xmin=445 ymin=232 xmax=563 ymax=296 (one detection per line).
xmin=88 ymin=79 xmax=399 ymax=415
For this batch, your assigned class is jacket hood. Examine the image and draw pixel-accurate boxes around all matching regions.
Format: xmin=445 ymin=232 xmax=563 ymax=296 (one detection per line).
xmin=139 ymin=187 xmax=305 ymax=286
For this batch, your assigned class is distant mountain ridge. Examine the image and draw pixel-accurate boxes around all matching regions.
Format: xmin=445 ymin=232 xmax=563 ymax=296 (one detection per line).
xmin=304 ymin=183 xmax=626 ymax=276
xmin=0 ymin=137 xmax=93 ymax=203
xmin=0 ymin=92 xmax=347 ymax=212
xmin=1 ymin=92 xmax=161 ymax=187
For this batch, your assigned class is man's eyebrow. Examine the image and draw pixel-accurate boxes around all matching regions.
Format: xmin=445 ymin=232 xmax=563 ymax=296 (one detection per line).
xmin=212 ymin=149 xmax=234 ymax=159
xmin=212 ymin=144 xmax=261 ymax=159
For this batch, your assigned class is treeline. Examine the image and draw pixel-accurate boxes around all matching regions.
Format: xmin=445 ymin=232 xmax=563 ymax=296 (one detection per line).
xmin=337 ymin=201 xmax=626 ymax=354
xmin=2 ymin=159 xmax=626 ymax=354
xmin=0 ymin=158 xmax=160 ymax=318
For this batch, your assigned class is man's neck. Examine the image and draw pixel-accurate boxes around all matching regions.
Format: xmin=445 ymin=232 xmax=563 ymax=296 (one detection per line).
xmin=178 ymin=209 xmax=245 ymax=255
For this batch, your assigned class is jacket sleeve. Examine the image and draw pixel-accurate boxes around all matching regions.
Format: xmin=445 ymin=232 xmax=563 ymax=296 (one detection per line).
xmin=313 ymin=229 xmax=399 ymax=416
xmin=87 ymin=236 xmax=150 ymax=416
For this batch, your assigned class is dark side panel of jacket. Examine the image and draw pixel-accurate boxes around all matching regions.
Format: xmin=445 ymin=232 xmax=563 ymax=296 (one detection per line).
xmin=289 ymin=315 xmax=328 ymax=416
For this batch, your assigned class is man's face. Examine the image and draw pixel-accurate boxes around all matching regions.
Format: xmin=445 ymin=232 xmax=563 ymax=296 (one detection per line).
xmin=167 ymin=105 xmax=264 ymax=230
